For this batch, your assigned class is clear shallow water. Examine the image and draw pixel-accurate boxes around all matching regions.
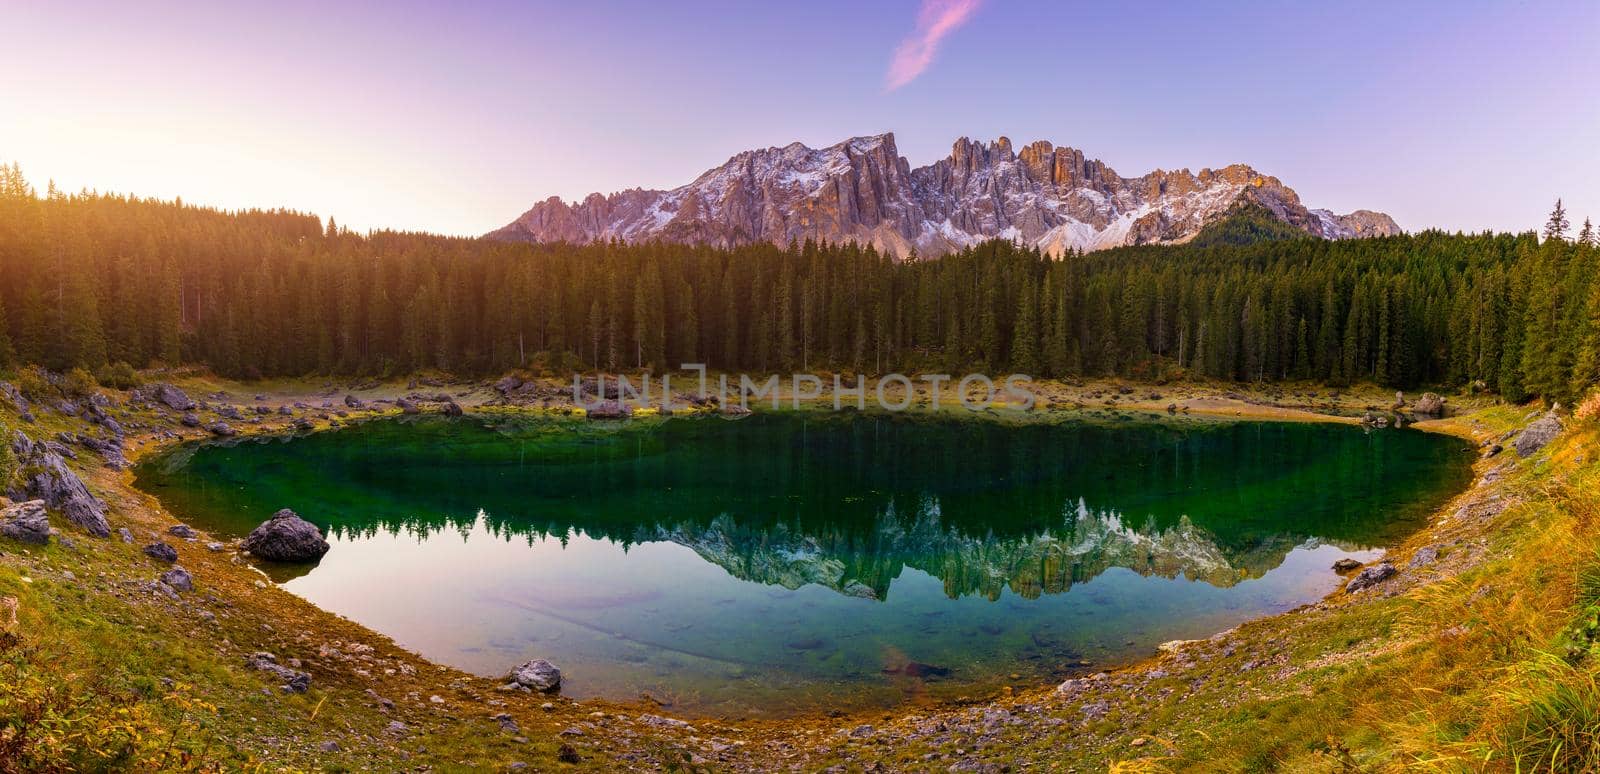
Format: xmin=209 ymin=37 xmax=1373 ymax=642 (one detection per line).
xmin=134 ymin=412 xmax=1472 ymax=716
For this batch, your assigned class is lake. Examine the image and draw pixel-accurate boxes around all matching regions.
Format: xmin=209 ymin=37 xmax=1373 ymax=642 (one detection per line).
xmin=134 ymin=411 xmax=1472 ymax=717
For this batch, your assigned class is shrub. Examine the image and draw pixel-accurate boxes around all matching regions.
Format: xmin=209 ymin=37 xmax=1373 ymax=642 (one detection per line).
xmin=59 ymin=368 xmax=98 ymax=398
xmin=93 ymin=361 xmax=141 ymax=390
xmin=12 ymin=366 xmax=52 ymax=403
xmin=0 ymin=645 xmax=223 ymax=773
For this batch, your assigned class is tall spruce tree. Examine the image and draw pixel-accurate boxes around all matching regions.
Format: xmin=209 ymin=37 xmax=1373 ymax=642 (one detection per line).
xmin=1545 ymin=199 xmax=1570 ymax=242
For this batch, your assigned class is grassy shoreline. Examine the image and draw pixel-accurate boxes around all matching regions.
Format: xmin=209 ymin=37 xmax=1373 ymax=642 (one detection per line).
xmin=0 ymin=373 xmax=1585 ymax=771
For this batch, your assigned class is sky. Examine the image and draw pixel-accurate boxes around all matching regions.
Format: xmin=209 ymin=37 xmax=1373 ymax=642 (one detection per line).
xmin=3 ymin=0 xmax=1597 ymax=237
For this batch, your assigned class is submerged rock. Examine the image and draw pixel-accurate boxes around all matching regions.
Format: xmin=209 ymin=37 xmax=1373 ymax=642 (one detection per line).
xmin=1514 ymin=413 xmax=1562 ymax=458
xmin=241 ymin=509 xmax=330 ymax=562
xmin=1344 ymin=561 xmax=1396 ymax=593
xmin=1331 ymin=557 xmax=1362 ymax=573
xmin=0 ymin=500 xmax=51 ymax=545
xmin=507 ymin=659 xmax=561 ymax=692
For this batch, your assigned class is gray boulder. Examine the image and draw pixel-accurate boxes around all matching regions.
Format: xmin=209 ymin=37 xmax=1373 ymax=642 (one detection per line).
xmin=0 ymin=500 xmax=51 ymax=545
xmin=507 ymin=659 xmax=561 ymax=692
xmin=1409 ymin=546 xmax=1439 ymax=568
xmin=396 ymin=398 xmax=420 ymax=414
xmin=440 ymin=401 xmax=464 ymax=417
xmin=241 ymin=509 xmax=330 ymax=562
xmin=207 ymin=422 xmax=236 ymax=437
xmin=180 ymin=412 xmax=201 ymax=428
xmin=343 ymin=394 xmax=364 ymax=409
xmin=144 ymin=542 xmax=178 ymax=563
xmin=160 ymin=566 xmax=193 ymax=592
xmin=1514 ymin=413 xmax=1563 ymax=458
xmin=144 ymin=383 xmax=196 ymax=411
xmin=1345 ymin=562 xmax=1396 ymax=593
xmin=8 ymin=432 xmax=110 ymax=538
xmin=1413 ymin=393 xmax=1446 ymax=417
xmin=493 ymin=375 xmax=524 ymax=395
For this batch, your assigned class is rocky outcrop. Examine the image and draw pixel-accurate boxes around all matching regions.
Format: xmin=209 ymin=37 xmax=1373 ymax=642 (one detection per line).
xmin=490 ymin=133 xmax=1400 ymax=258
xmin=7 ymin=432 xmax=110 ymax=538
xmin=0 ymin=500 xmax=51 ymax=545
xmin=1514 ymin=412 xmax=1563 ymax=458
xmin=241 ymin=509 xmax=331 ymax=562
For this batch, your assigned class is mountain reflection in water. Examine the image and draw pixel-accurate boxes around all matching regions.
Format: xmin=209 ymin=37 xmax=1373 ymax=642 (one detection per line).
xmin=136 ymin=412 xmax=1472 ymax=715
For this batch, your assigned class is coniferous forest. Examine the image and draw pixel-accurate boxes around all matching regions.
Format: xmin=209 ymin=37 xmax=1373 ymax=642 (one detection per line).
xmin=0 ymin=164 xmax=1596 ymax=405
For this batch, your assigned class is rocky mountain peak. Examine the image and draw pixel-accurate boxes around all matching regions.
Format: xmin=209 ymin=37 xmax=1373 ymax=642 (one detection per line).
xmin=489 ymin=132 xmax=1401 ymax=258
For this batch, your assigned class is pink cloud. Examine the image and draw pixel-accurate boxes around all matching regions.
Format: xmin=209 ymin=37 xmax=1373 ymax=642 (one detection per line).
xmin=885 ymin=0 xmax=983 ymax=91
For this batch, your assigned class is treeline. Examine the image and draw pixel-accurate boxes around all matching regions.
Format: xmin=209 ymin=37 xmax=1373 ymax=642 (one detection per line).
xmin=0 ymin=164 xmax=1597 ymax=404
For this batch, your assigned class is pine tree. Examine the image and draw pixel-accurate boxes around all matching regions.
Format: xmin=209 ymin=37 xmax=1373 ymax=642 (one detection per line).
xmin=1544 ymin=199 xmax=1570 ymax=242
xmin=0 ymin=290 xmax=14 ymax=368
xmin=1579 ymin=217 xmax=1596 ymax=247
xmin=1009 ymin=278 xmax=1039 ymax=374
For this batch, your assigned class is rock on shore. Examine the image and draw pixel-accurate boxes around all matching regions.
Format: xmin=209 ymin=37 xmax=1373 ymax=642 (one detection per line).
xmin=507 ymin=659 xmax=561 ymax=692
xmin=241 ymin=509 xmax=330 ymax=562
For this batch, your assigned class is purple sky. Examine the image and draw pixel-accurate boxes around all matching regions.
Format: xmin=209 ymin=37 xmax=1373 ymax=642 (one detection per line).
xmin=4 ymin=0 xmax=1597 ymax=237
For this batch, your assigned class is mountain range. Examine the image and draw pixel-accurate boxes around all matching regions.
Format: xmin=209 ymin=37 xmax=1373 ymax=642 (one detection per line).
xmin=488 ymin=132 xmax=1400 ymax=257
